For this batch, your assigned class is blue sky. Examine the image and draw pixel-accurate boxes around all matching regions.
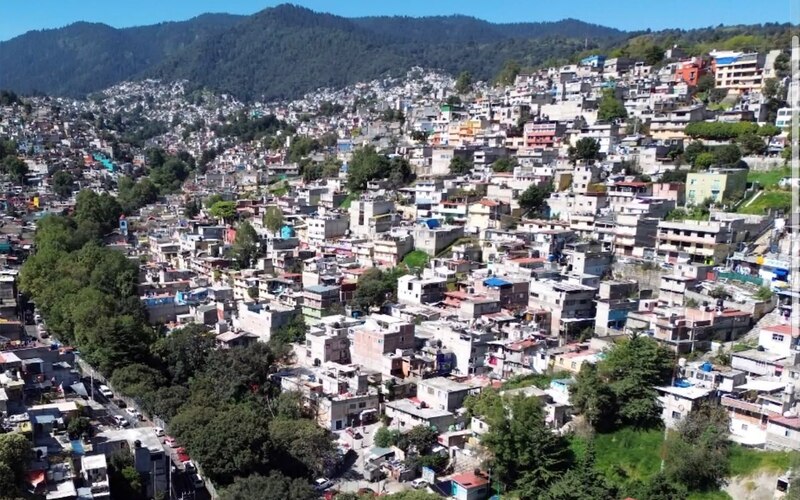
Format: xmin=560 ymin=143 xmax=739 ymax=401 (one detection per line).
xmin=0 ymin=0 xmax=795 ymax=41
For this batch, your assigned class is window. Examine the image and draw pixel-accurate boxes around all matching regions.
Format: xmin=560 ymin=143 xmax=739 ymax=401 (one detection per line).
xmin=773 ymin=333 xmax=785 ymax=342
xmin=741 ymin=424 xmax=748 ymax=430
xmin=786 ymin=429 xmax=791 ymax=437
xmin=671 ymin=411 xmax=681 ymax=420
xmin=358 ymin=402 xmax=367 ymax=409
xmin=571 ymin=362 xmax=577 ymax=369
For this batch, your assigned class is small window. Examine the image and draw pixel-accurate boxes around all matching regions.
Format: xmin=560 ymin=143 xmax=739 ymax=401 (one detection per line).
xmin=742 ymin=424 xmax=748 ymax=430
xmin=772 ymin=333 xmax=785 ymax=342
xmin=671 ymin=411 xmax=681 ymax=420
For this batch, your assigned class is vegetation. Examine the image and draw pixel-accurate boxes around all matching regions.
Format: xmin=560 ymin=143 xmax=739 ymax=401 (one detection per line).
xmin=263 ymin=206 xmax=285 ymax=234
xmin=570 ymin=334 xmax=674 ymax=431
xmin=738 ymin=190 xmax=791 ymax=215
xmin=352 ymin=267 xmax=408 ymax=311
xmin=346 ymin=146 xmax=413 ymax=191
xmin=232 ymin=221 xmax=259 ymax=269
xmin=402 ymin=250 xmax=429 ymax=270
xmin=0 ymin=433 xmax=34 ymax=497
xmin=568 ymin=138 xmax=601 ymax=163
xmin=597 ymin=89 xmax=627 ymax=122
xmin=519 ymin=183 xmax=552 ymax=214
xmin=747 ymin=166 xmax=790 ymax=188
xmin=491 ymin=156 xmax=517 ymax=173
xmin=448 ymin=155 xmax=473 ymax=175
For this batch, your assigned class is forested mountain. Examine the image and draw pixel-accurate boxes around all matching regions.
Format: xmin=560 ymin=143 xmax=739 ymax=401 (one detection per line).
xmin=0 ymin=3 xmax=794 ymax=101
xmin=0 ymin=13 xmax=243 ymax=96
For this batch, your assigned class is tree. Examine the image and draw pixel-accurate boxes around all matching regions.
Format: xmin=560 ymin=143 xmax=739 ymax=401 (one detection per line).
xmin=491 ymin=157 xmax=517 ymax=173
xmin=346 ymin=145 xmax=389 ymax=191
xmin=210 ymin=201 xmax=237 ymax=223
xmin=638 ymin=472 xmax=688 ymax=500
xmin=269 ymin=419 xmax=336 ymax=477
xmin=762 ymin=78 xmax=780 ymax=100
xmin=232 ymin=221 xmax=259 ymax=268
xmin=643 ymin=44 xmax=665 ymax=65
xmin=664 ymin=402 xmax=730 ymax=491
xmin=455 ymin=71 xmax=472 ymax=94
xmin=495 ymin=59 xmax=521 ymax=86
xmin=541 ymin=442 xmax=617 ymax=500
xmin=108 ymin=451 xmax=144 ymax=500
xmin=150 ymin=157 xmax=190 ymax=193
xmin=51 ymin=170 xmax=75 ymax=199
xmin=1 ymin=156 xmax=28 ymax=184
xmin=713 ymin=144 xmax=742 ymax=165
xmin=519 ymin=184 xmax=551 ymax=213
xmin=683 ymin=141 xmax=706 ymax=166
xmin=483 ymin=395 xmax=571 ymax=497
xmin=0 ymin=433 xmax=33 ymax=486
xmin=399 ymin=425 xmax=438 ymax=454
xmin=374 ymin=426 xmax=401 ymax=448
xmin=352 ymin=268 xmax=403 ymax=311
xmin=694 ymin=152 xmax=716 ymax=169
xmin=757 ymin=124 xmax=781 ymax=139
xmin=570 ymin=363 xmax=617 ymax=432
xmin=449 ymin=156 xmax=473 ymax=175
xmin=110 ymin=363 xmax=165 ymax=399
xmin=568 ymin=138 xmax=601 ymax=164
xmin=737 ymin=132 xmax=766 ymax=156
xmin=67 ymin=416 xmax=93 ymax=439
xmin=597 ymin=89 xmax=628 ymax=122
xmin=263 ymin=206 xmax=284 ymax=234
xmin=220 ymin=472 xmax=316 ymax=500
xmin=269 ymin=313 xmax=306 ymax=348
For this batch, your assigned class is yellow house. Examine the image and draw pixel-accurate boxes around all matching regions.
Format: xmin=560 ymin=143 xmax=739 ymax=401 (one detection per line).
xmin=685 ymin=168 xmax=748 ymax=206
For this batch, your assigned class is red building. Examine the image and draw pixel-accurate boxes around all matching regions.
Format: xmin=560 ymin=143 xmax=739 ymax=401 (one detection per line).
xmin=674 ymin=57 xmax=710 ymax=86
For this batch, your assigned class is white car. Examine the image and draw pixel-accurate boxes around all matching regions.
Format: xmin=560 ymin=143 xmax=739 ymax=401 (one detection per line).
xmin=98 ymin=385 xmax=113 ymax=398
xmin=7 ymin=413 xmax=29 ymax=424
xmin=411 ymin=478 xmax=429 ymax=489
xmin=314 ymin=478 xmax=333 ymax=491
xmin=154 ymin=427 xmax=165 ymax=437
xmin=113 ymin=415 xmax=129 ymax=428
xmin=125 ymin=408 xmax=140 ymax=419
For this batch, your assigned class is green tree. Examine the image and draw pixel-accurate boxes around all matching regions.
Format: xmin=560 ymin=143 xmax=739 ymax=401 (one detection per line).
xmin=664 ymin=402 xmax=730 ymax=491
xmin=232 ymin=221 xmax=259 ymax=268
xmin=483 ymin=395 xmax=570 ymax=497
xmin=541 ymin=441 xmax=617 ymax=500
xmin=0 ymin=433 xmax=33 ymax=487
xmin=67 ymin=416 xmax=93 ymax=439
xmin=209 ymin=201 xmax=237 ymax=223
xmin=568 ymin=138 xmax=601 ymax=163
xmin=713 ymin=144 xmax=742 ymax=165
xmin=51 ymin=170 xmax=75 ymax=199
xmin=737 ymin=132 xmax=766 ymax=156
xmin=519 ymin=184 xmax=551 ymax=212
xmin=570 ymin=363 xmax=617 ymax=432
xmin=220 ymin=472 xmax=316 ymax=500
xmin=449 ymin=156 xmax=473 ymax=175
xmin=597 ymin=89 xmax=628 ymax=122
xmin=352 ymin=267 xmax=403 ymax=311
xmin=263 ymin=206 xmax=285 ymax=234
xmin=638 ymin=472 xmax=688 ymax=500
xmin=346 ymin=145 xmax=388 ymax=191
xmin=1 ymin=156 xmax=28 ymax=184
xmin=399 ymin=425 xmax=438 ymax=454
xmin=108 ymin=451 xmax=144 ymax=500
xmin=757 ymin=124 xmax=781 ymax=139
xmin=269 ymin=419 xmax=336 ymax=477
xmin=762 ymin=78 xmax=780 ymax=100
xmin=269 ymin=313 xmax=306 ymax=347
xmin=110 ymin=363 xmax=165 ymax=399
xmin=455 ymin=71 xmax=472 ymax=94
xmin=694 ymin=152 xmax=716 ymax=169
xmin=495 ymin=59 xmax=521 ymax=86
xmin=150 ymin=157 xmax=190 ymax=193
xmin=683 ymin=141 xmax=706 ymax=166
xmin=374 ymin=426 xmax=401 ymax=448
xmin=491 ymin=156 xmax=517 ymax=173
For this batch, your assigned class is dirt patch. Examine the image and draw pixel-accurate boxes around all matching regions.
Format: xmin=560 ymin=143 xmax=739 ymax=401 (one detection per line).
xmin=724 ymin=471 xmax=780 ymax=500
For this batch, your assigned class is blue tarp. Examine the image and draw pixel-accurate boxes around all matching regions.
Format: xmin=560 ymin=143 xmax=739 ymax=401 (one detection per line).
xmin=484 ymin=277 xmax=511 ymax=288
xmin=422 ymin=219 xmax=440 ymax=229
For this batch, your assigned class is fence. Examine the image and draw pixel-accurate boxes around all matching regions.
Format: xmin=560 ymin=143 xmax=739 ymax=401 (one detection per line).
xmin=717 ymin=271 xmax=766 ymax=286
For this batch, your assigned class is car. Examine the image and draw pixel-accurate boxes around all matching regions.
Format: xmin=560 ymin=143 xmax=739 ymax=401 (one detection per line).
xmin=314 ymin=478 xmax=333 ymax=491
xmin=113 ymin=415 xmax=129 ymax=428
xmin=165 ymin=436 xmax=178 ymax=448
xmin=125 ymin=408 xmax=141 ymax=419
xmin=411 ymin=479 xmax=429 ymax=489
xmin=98 ymin=385 xmax=113 ymax=398
xmin=192 ymin=471 xmax=204 ymax=489
xmin=154 ymin=427 xmax=165 ymax=437
xmin=33 ymin=313 xmax=42 ymax=323
xmin=176 ymin=448 xmax=190 ymax=463
xmin=7 ymin=413 xmax=29 ymax=424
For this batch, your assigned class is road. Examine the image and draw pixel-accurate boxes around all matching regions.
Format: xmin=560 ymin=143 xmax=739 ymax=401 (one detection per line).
xmin=331 ymin=423 xmax=411 ymax=496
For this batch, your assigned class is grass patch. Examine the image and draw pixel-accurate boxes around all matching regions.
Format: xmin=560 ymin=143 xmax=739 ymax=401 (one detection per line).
xmin=502 ymin=371 xmax=569 ymax=390
xmin=338 ymin=193 xmax=356 ymax=209
xmin=738 ymin=190 xmax=791 ymax=215
xmin=571 ymin=428 xmax=665 ymax=481
xmin=728 ymin=445 xmax=793 ymax=476
xmin=688 ymin=491 xmax=732 ymax=500
xmin=402 ymin=250 xmax=429 ymax=270
xmin=747 ymin=166 xmax=791 ymax=188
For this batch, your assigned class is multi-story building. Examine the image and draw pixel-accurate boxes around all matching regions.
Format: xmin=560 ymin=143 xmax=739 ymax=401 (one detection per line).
xmin=373 ymin=233 xmax=414 ymax=268
xmin=306 ymin=213 xmax=349 ymax=243
xmin=528 ymin=278 xmax=597 ymax=339
xmin=673 ymin=57 xmax=711 ymax=86
xmin=93 ymin=428 xmax=168 ymax=499
xmin=302 ymin=315 xmax=363 ymax=365
xmin=302 ymin=285 xmax=341 ymax=323
xmin=656 ymin=219 xmax=740 ymax=265
xmin=523 ymin=121 xmax=566 ymax=149
xmin=711 ymin=50 xmax=767 ymax=93
xmin=236 ymin=301 xmax=297 ymax=342
xmin=397 ymin=274 xmax=448 ymax=306
xmin=413 ymin=221 xmax=464 ymax=256
xmin=349 ymin=196 xmax=395 ymax=238
xmin=351 ymin=314 xmax=415 ymax=375
xmin=416 ymin=320 xmax=494 ymax=375
xmin=685 ymin=169 xmax=748 ymax=206
xmin=416 ymin=377 xmax=479 ymax=412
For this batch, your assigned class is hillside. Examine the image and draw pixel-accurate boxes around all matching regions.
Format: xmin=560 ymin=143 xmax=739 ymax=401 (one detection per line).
xmin=0 ymin=3 xmax=794 ymax=101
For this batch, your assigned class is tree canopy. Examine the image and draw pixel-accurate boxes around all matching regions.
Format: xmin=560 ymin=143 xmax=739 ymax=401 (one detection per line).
xmin=597 ymin=89 xmax=628 ymax=122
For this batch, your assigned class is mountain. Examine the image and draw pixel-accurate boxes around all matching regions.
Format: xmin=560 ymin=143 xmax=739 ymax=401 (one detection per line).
xmin=0 ymin=13 xmax=243 ymax=96
xmin=0 ymin=4 xmax=793 ymax=101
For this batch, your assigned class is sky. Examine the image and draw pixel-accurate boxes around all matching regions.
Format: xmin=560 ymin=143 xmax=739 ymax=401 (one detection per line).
xmin=0 ymin=0 xmax=795 ymax=42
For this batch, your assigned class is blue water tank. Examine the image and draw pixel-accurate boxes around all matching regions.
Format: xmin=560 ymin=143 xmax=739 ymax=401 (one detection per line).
xmin=701 ymin=361 xmax=713 ymax=372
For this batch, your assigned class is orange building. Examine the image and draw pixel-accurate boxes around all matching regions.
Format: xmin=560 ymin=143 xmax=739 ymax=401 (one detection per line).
xmin=674 ymin=57 xmax=710 ymax=86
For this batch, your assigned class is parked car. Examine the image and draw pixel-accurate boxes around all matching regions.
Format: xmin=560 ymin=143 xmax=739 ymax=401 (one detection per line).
xmin=192 ymin=472 xmax=204 ymax=489
xmin=154 ymin=427 xmax=165 ymax=437
xmin=113 ymin=415 xmax=129 ymax=428
xmin=98 ymin=385 xmax=113 ymax=398
xmin=314 ymin=478 xmax=333 ymax=491
xmin=176 ymin=448 xmax=190 ymax=463
xmin=165 ymin=436 xmax=178 ymax=448
xmin=411 ymin=479 xmax=429 ymax=489
xmin=7 ymin=413 xmax=29 ymax=424
xmin=125 ymin=408 xmax=141 ymax=420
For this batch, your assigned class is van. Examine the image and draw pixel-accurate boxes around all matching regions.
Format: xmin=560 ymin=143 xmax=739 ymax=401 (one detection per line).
xmin=98 ymin=385 xmax=113 ymax=398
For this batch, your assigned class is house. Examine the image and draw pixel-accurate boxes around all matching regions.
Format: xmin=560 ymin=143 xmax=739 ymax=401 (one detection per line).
xmin=528 ymin=279 xmax=597 ymax=339
xmin=656 ymin=384 xmax=714 ymax=429
xmin=685 ymin=169 xmax=748 ymax=206
xmin=92 ymin=427 xmax=168 ymax=498
xmin=397 ymin=275 xmax=447 ymax=306
xmin=758 ymin=324 xmax=800 ymax=357
xmin=302 ymin=285 xmax=341 ymax=323
xmin=81 ymin=454 xmax=110 ymax=499
xmin=413 ymin=221 xmax=465 ymax=256
xmin=385 ymin=398 xmax=456 ymax=430
xmin=235 ymin=301 xmax=297 ymax=342
xmin=766 ymin=414 xmax=800 ymax=451
xmin=317 ymin=392 xmax=381 ymax=431
xmin=711 ymin=50 xmax=767 ymax=93
xmin=416 ymin=377 xmax=479 ymax=412
xmin=352 ymin=314 xmax=415 ymax=375
xmin=349 ymin=196 xmax=396 ymax=238
xmin=450 ymin=471 xmax=491 ymax=500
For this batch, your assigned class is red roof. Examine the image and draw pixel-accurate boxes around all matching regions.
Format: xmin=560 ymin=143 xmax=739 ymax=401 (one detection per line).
xmin=770 ymin=415 xmax=800 ymax=430
xmin=477 ymin=199 xmax=500 ymax=207
xmin=762 ymin=324 xmax=799 ymax=338
xmin=614 ymin=181 xmax=649 ymax=187
xmin=451 ymin=472 xmax=489 ymax=489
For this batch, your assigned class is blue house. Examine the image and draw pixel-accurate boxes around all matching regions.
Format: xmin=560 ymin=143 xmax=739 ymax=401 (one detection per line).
xmin=580 ymin=54 xmax=606 ymax=68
